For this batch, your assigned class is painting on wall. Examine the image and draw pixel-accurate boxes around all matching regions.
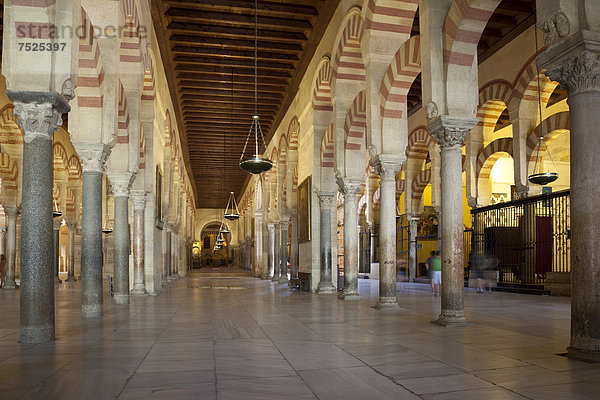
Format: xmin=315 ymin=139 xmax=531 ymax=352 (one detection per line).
xmin=298 ymin=176 xmax=311 ymax=243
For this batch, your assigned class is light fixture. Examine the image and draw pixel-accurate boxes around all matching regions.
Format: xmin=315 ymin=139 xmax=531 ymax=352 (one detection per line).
xmin=239 ymin=0 xmax=273 ymax=175
xmin=52 ymin=196 xmax=62 ymax=218
xmin=224 ymin=191 xmax=240 ymax=220
xmin=528 ymin=19 xmax=558 ymax=186
xmin=102 ymin=182 xmax=113 ymax=234
xmin=219 ymin=220 xmax=230 ymax=234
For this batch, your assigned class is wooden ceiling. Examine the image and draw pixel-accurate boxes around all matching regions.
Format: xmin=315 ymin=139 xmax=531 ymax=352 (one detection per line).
xmin=152 ymin=0 xmax=340 ymax=208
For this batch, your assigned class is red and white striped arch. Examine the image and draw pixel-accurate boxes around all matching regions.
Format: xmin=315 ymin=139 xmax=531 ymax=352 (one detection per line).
xmin=0 ymin=105 xmax=22 ymax=145
xmin=332 ymin=11 xmax=365 ymax=81
xmin=313 ymin=59 xmax=333 ymax=112
xmin=443 ymin=0 xmax=501 ymax=67
xmin=120 ymin=0 xmax=142 ymax=64
xmin=117 ymin=82 xmax=130 ymax=144
xmin=278 ymin=134 xmax=288 ymax=167
xmin=53 ymin=183 xmax=61 ymax=208
xmin=477 ymin=80 xmax=512 ymax=129
xmin=0 ymin=153 xmax=18 ymax=195
xmin=344 ymin=91 xmax=367 ymax=152
xmin=364 ymin=0 xmax=419 ymax=36
xmin=53 ymin=142 xmax=69 ymax=173
xmin=270 ymin=147 xmax=279 ymax=209
xmin=509 ymin=53 xmax=557 ymax=108
xmin=380 ymin=35 xmax=420 ymax=120
xmin=293 ymin=165 xmax=298 ymax=194
xmin=526 ymin=112 xmax=570 ymax=162
xmin=78 ymin=8 xmax=104 ymax=109
xmin=396 ymin=174 xmax=405 ymax=204
xmin=66 ymin=188 xmax=76 ymax=214
xmin=476 ymin=138 xmax=513 ymax=180
xmin=406 ymin=125 xmax=434 ymax=164
xmin=142 ymin=47 xmax=156 ymax=101
xmin=410 ymin=168 xmax=431 ymax=212
xmin=321 ymin=124 xmax=335 ymax=168
xmin=68 ymin=155 xmax=82 ymax=181
xmin=287 ymin=117 xmax=300 ymax=156
xmin=164 ymin=110 xmax=172 ymax=148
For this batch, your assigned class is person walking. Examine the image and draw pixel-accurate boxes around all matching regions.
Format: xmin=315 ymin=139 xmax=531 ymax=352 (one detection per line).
xmin=431 ymin=251 xmax=442 ymax=296
xmin=425 ymin=251 xmax=436 ymax=293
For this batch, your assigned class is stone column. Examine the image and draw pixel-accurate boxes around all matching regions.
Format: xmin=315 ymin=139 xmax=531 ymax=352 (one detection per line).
xmin=173 ymin=230 xmax=179 ymax=278
xmin=9 ymin=92 xmax=69 ymax=342
xmin=3 ymin=207 xmax=18 ymax=289
xmin=317 ymin=193 xmax=336 ymax=294
xmin=372 ymin=156 xmax=403 ymax=310
xmin=65 ymin=222 xmax=76 ymax=282
xmin=339 ymin=180 xmax=363 ymax=299
xmin=409 ymin=217 xmax=418 ymax=282
xmin=108 ymin=172 xmax=133 ymax=305
xmin=272 ymin=222 xmax=280 ymax=282
xmin=540 ymin=35 xmax=600 ymax=362
xmin=166 ymin=226 xmax=173 ymax=282
xmin=279 ymin=217 xmax=290 ymax=283
xmin=290 ymin=210 xmax=299 ymax=280
xmin=130 ymin=190 xmax=146 ymax=296
xmin=161 ymin=224 xmax=168 ymax=285
xmin=264 ymin=222 xmax=274 ymax=279
xmin=429 ymin=116 xmax=476 ymax=326
xmin=75 ymin=143 xmax=110 ymax=319
xmin=53 ymin=219 xmax=62 ymax=283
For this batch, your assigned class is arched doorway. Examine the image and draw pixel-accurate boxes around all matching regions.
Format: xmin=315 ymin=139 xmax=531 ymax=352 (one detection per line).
xmin=200 ymin=223 xmax=231 ymax=268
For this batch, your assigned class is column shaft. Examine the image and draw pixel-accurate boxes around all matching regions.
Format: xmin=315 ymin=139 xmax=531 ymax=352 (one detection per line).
xmin=409 ymin=218 xmax=418 ymax=282
xmin=279 ymin=221 xmax=289 ymax=283
xmin=81 ymin=171 xmax=104 ymax=318
xmin=317 ymin=194 xmax=335 ymax=294
xmin=3 ymin=208 xmax=18 ymax=289
xmin=272 ymin=224 xmax=280 ymax=282
xmin=131 ymin=195 xmax=146 ymax=295
xmin=341 ymin=184 xmax=361 ymax=299
xmin=113 ymin=196 xmax=129 ymax=304
xmin=290 ymin=212 xmax=299 ymax=280
xmin=53 ymin=226 xmax=61 ymax=283
xmin=66 ymin=224 xmax=76 ymax=282
xmin=166 ymin=229 xmax=172 ymax=281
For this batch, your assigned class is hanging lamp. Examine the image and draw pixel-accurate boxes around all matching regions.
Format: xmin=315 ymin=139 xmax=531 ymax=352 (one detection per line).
xmin=528 ymin=21 xmax=558 ymax=186
xmin=52 ymin=196 xmax=63 ymax=218
xmin=239 ymin=0 xmax=273 ymax=174
xmin=224 ymin=191 xmax=240 ymax=220
xmin=102 ymin=183 xmax=113 ymax=234
xmin=219 ymin=220 xmax=230 ymax=234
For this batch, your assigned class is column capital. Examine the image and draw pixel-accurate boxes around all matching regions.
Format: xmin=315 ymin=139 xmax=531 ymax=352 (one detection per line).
xmin=539 ymin=31 xmax=600 ymax=96
xmin=336 ymin=178 xmax=363 ymax=199
xmin=74 ymin=143 xmax=110 ymax=174
xmin=66 ymin=222 xmax=76 ymax=230
xmin=53 ymin=219 xmax=61 ymax=230
xmin=280 ymin=215 xmax=290 ymax=225
xmin=318 ymin=191 xmax=336 ymax=209
xmin=267 ymin=223 xmax=276 ymax=232
xmin=7 ymin=91 xmax=69 ymax=142
xmin=428 ymin=115 xmax=478 ymax=151
xmin=107 ymin=171 xmax=135 ymax=198
xmin=370 ymin=154 xmax=404 ymax=181
xmin=130 ymin=190 xmax=146 ymax=210
xmin=4 ymin=206 xmax=18 ymax=218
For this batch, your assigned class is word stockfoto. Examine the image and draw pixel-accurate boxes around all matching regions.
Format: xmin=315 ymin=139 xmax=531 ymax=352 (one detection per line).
xmin=15 ymin=23 xmax=148 ymax=40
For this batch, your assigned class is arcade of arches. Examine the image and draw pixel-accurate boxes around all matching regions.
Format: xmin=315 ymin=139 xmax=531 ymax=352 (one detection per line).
xmin=2 ymin=0 xmax=600 ymax=398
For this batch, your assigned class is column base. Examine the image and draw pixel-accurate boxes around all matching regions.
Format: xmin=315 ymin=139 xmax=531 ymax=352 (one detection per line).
xmin=65 ymin=276 xmax=76 ymax=282
xmin=278 ymin=277 xmax=289 ymax=284
xmin=130 ymin=286 xmax=147 ymax=296
xmin=339 ymin=289 xmax=361 ymax=300
xmin=82 ymin=304 xmax=102 ymax=319
xmin=271 ymin=276 xmax=279 ymax=282
xmin=2 ymin=282 xmax=17 ymax=290
xmin=567 ymin=346 xmax=600 ymax=363
xmin=54 ymin=276 xmax=62 ymax=283
xmin=173 ymin=273 xmax=180 ymax=279
xmin=373 ymin=297 xmax=400 ymax=310
xmin=431 ymin=310 xmax=471 ymax=327
xmin=20 ymin=324 xmax=54 ymax=344
xmin=317 ymin=282 xmax=336 ymax=294
xmin=113 ymin=293 xmax=130 ymax=305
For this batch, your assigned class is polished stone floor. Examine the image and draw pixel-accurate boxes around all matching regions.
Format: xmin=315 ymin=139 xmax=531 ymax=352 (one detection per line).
xmin=0 ymin=269 xmax=599 ymax=400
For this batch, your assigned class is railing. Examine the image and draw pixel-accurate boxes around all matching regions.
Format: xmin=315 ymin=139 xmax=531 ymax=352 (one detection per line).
xmin=471 ymin=190 xmax=570 ymax=285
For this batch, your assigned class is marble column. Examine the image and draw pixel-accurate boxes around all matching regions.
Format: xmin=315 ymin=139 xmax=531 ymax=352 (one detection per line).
xmin=130 ymin=191 xmax=146 ymax=295
xmin=173 ymin=231 xmax=179 ymax=278
xmin=290 ymin=210 xmax=299 ymax=280
xmin=372 ymin=157 xmax=403 ymax=310
xmin=3 ymin=207 xmax=18 ymax=289
xmin=540 ymin=35 xmax=600 ymax=362
xmin=166 ymin=226 xmax=173 ymax=282
xmin=339 ymin=180 xmax=363 ymax=299
xmin=9 ymin=92 xmax=69 ymax=342
xmin=65 ymin=222 xmax=76 ymax=282
xmin=76 ymin=143 xmax=110 ymax=319
xmin=272 ymin=222 xmax=280 ymax=282
xmin=161 ymin=224 xmax=168 ymax=285
xmin=263 ymin=222 xmax=274 ymax=280
xmin=409 ymin=217 xmax=418 ymax=282
xmin=317 ymin=193 xmax=336 ymax=294
xmin=108 ymin=172 xmax=133 ymax=305
xmin=53 ymin=219 xmax=62 ymax=283
xmin=429 ymin=116 xmax=476 ymax=326
xmin=279 ymin=217 xmax=289 ymax=283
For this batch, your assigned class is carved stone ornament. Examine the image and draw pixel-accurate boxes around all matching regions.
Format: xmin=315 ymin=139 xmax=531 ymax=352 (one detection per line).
xmin=428 ymin=115 xmax=477 ymax=151
xmin=318 ymin=192 xmax=336 ymax=209
xmin=13 ymin=102 xmax=62 ymax=142
xmin=341 ymin=182 xmax=363 ymax=198
xmin=426 ymin=101 xmax=439 ymax=120
xmin=539 ymin=12 xmax=570 ymax=46
xmin=433 ymin=127 xmax=469 ymax=150
xmin=131 ymin=191 xmax=147 ymax=210
xmin=267 ymin=223 xmax=275 ymax=232
xmin=75 ymin=144 xmax=110 ymax=174
xmin=61 ymin=78 xmax=76 ymax=101
xmin=373 ymin=161 xmax=402 ymax=182
xmin=108 ymin=172 xmax=136 ymax=198
xmin=546 ymin=50 xmax=600 ymax=95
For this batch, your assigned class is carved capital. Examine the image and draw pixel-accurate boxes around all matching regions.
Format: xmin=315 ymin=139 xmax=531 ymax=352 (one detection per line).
xmin=4 ymin=206 xmax=18 ymax=219
xmin=318 ymin=192 xmax=336 ymax=209
xmin=370 ymin=154 xmax=404 ymax=182
xmin=7 ymin=91 xmax=69 ymax=143
xmin=546 ymin=50 xmax=600 ymax=95
xmin=74 ymin=143 xmax=110 ymax=174
xmin=428 ymin=115 xmax=477 ymax=151
xmin=66 ymin=222 xmax=76 ymax=231
xmin=130 ymin=190 xmax=147 ymax=210
xmin=267 ymin=223 xmax=275 ymax=233
xmin=107 ymin=171 xmax=135 ymax=198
